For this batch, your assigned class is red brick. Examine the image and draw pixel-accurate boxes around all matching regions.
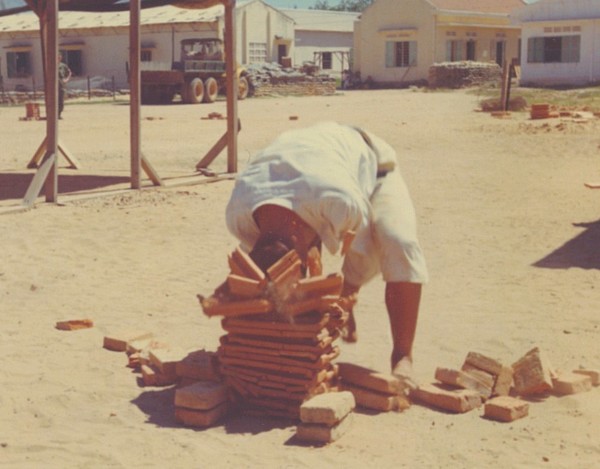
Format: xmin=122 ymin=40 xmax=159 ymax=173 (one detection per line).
xmin=572 ymin=369 xmax=599 ymax=386
xmin=462 ymin=351 xmax=505 ymax=376
xmin=103 ymin=330 xmax=154 ymax=352
xmin=342 ymin=383 xmax=410 ymax=412
xmin=492 ymin=365 xmax=514 ymax=397
xmin=435 ymin=367 xmax=492 ymax=399
xmin=174 ymin=402 xmax=228 ymax=428
xmin=55 ymin=319 xmax=94 ymax=331
xmin=512 ymin=347 xmax=554 ymax=396
xmin=300 ymin=391 xmax=355 ymax=425
xmin=175 ymin=381 xmax=228 ymax=410
xmin=484 ymin=396 xmax=529 ymax=422
xmin=413 ymin=384 xmax=482 ymax=413
xmin=175 ymin=350 xmax=220 ymax=381
xmin=200 ymin=296 xmax=274 ymax=318
xmin=294 ymin=273 xmax=344 ymax=299
xmin=296 ymin=413 xmax=353 ymax=444
xmin=226 ymin=274 xmax=265 ymax=298
xmin=337 ymin=362 xmax=406 ymax=395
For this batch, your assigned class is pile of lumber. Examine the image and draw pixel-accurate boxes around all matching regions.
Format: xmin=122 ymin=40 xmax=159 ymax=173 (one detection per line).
xmin=199 ymin=246 xmax=349 ymax=420
xmin=413 ymin=347 xmax=598 ymax=422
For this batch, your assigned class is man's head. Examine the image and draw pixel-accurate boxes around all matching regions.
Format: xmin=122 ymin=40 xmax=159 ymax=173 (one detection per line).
xmin=249 ymin=234 xmax=292 ymax=273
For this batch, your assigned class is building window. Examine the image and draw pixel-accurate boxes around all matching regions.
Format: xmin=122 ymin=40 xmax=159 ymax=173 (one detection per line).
xmin=446 ymin=40 xmax=464 ymax=61
xmin=249 ymin=42 xmax=267 ymax=64
xmin=322 ymin=52 xmax=332 ymax=70
xmin=60 ymin=49 xmax=83 ymax=76
xmin=527 ymin=35 xmax=580 ymax=63
xmin=385 ymin=41 xmax=417 ymax=68
xmin=141 ymin=49 xmax=153 ymax=62
xmin=7 ymin=51 xmax=32 ymax=78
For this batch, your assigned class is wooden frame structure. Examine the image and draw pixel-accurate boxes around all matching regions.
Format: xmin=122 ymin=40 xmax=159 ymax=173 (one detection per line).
xmin=11 ymin=0 xmax=239 ymax=207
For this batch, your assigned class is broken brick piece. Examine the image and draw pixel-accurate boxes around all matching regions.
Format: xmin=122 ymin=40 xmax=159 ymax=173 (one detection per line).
xmin=492 ymin=365 xmax=514 ymax=397
xmin=266 ymin=249 xmax=301 ymax=281
xmin=337 ymin=362 xmax=406 ymax=395
xmin=342 ymin=383 xmax=410 ymax=412
xmin=552 ymin=372 xmax=593 ymax=396
xmin=200 ymin=296 xmax=274 ymax=318
xmin=460 ymin=364 xmax=496 ymax=389
xmin=226 ymin=274 xmax=265 ymax=298
xmin=306 ymin=246 xmax=322 ymax=277
xmin=413 ymin=384 xmax=482 ymax=413
xmin=299 ymin=391 xmax=355 ymax=426
xmin=231 ymin=246 xmax=266 ymax=282
xmin=296 ymin=413 xmax=353 ymax=444
xmin=103 ymin=330 xmax=154 ymax=352
xmin=572 ymin=369 xmax=599 ymax=386
xmin=294 ymin=273 xmax=344 ymax=300
xmin=434 ymin=367 xmax=492 ymax=399
xmin=512 ymin=347 xmax=554 ymax=396
xmin=484 ymin=396 xmax=529 ymax=422
xmin=462 ymin=351 xmax=505 ymax=376
xmin=176 ymin=350 xmax=220 ymax=381
xmin=175 ymin=402 xmax=228 ymax=428
xmin=175 ymin=381 xmax=228 ymax=411
xmin=149 ymin=347 xmax=186 ymax=378
xmin=55 ymin=319 xmax=94 ymax=331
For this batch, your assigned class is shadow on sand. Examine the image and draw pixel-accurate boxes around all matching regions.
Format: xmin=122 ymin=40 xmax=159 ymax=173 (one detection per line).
xmin=533 ymin=219 xmax=600 ymax=270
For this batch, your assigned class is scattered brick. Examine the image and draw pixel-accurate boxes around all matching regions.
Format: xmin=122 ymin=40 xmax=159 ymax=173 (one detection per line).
xmin=299 ymin=391 xmax=355 ymax=426
xmin=460 ymin=364 xmax=496 ymax=389
xmin=572 ymin=369 xmax=599 ymax=386
xmin=337 ymin=362 xmax=406 ymax=395
xmin=413 ymin=384 xmax=482 ymax=413
xmin=175 ymin=381 xmax=228 ymax=411
xmin=512 ymin=347 xmax=554 ymax=396
xmin=176 ymin=350 xmax=220 ymax=382
xmin=103 ymin=330 xmax=154 ymax=352
xmin=492 ymin=365 xmax=514 ymax=397
xmin=175 ymin=402 xmax=228 ymax=428
xmin=149 ymin=347 xmax=186 ymax=379
xmin=342 ymin=383 xmax=410 ymax=412
xmin=463 ymin=351 xmax=504 ymax=376
xmin=483 ymin=396 xmax=529 ymax=422
xmin=435 ymin=367 xmax=492 ymax=399
xmin=296 ymin=413 xmax=353 ymax=444
xmin=55 ymin=319 xmax=94 ymax=331
xmin=552 ymin=372 xmax=593 ymax=396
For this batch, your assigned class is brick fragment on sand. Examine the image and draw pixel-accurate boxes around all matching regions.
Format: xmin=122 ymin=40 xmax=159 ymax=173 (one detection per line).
xmin=463 ymin=351 xmax=505 ymax=376
xmin=296 ymin=413 xmax=353 ymax=444
xmin=552 ymin=372 xmax=593 ymax=396
xmin=413 ymin=384 xmax=482 ymax=413
xmin=511 ymin=347 xmax=554 ymax=396
xmin=435 ymin=367 xmax=492 ymax=399
xmin=175 ymin=381 xmax=228 ymax=410
xmin=337 ymin=362 xmax=405 ymax=395
xmin=103 ymin=330 xmax=154 ymax=352
xmin=572 ymin=369 xmax=599 ymax=386
xmin=175 ymin=402 xmax=228 ymax=428
xmin=492 ymin=365 xmax=514 ymax=397
xmin=176 ymin=350 xmax=220 ymax=381
xmin=299 ymin=391 xmax=355 ymax=426
xmin=460 ymin=364 xmax=496 ymax=390
xmin=484 ymin=396 xmax=529 ymax=422
xmin=342 ymin=383 xmax=410 ymax=412
xmin=149 ymin=347 xmax=186 ymax=378
xmin=55 ymin=319 xmax=94 ymax=331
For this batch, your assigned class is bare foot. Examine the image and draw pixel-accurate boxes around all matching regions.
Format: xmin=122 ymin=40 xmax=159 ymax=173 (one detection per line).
xmin=392 ymin=355 xmax=418 ymax=391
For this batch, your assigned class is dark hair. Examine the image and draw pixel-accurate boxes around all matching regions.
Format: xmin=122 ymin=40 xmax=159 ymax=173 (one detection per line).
xmin=249 ymin=234 xmax=292 ymax=273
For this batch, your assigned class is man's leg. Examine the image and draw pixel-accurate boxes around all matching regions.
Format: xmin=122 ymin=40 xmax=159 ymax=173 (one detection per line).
xmin=386 ymin=281 xmax=422 ymax=381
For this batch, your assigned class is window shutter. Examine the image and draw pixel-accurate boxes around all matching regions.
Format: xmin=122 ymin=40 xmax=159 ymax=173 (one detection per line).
xmin=409 ymin=41 xmax=417 ymax=66
xmin=385 ymin=41 xmax=394 ymax=67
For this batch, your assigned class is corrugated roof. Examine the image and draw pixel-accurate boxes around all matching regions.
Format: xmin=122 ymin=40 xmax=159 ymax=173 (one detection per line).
xmin=0 ymin=4 xmax=223 ymax=33
xmin=279 ymin=8 xmax=358 ymax=33
xmin=428 ymin=0 xmax=526 ymax=15
xmin=514 ymin=0 xmax=600 ymax=22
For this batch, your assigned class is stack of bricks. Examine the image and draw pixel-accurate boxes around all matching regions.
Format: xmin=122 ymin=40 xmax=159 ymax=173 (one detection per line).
xmin=530 ymin=103 xmax=559 ymax=119
xmin=200 ymin=246 xmax=349 ymax=420
xmin=296 ymin=391 xmax=355 ymax=444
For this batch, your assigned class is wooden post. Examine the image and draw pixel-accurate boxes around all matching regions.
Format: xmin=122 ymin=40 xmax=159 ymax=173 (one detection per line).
xmin=129 ymin=0 xmax=141 ymax=189
xmin=500 ymin=58 xmax=510 ymax=112
xmin=44 ymin=0 xmax=58 ymax=202
xmin=224 ymin=0 xmax=238 ymax=174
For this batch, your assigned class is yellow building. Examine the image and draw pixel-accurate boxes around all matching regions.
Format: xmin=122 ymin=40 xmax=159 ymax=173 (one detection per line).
xmin=354 ymin=0 xmax=525 ymax=85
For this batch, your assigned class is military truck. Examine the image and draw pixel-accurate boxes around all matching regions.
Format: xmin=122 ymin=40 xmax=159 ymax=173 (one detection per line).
xmin=140 ymin=38 xmax=250 ymax=104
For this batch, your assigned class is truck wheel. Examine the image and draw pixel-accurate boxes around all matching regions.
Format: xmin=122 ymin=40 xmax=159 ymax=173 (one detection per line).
xmin=238 ymin=76 xmax=249 ymax=100
xmin=187 ymin=78 xmax=204 ymax=104
xmin=203 ymin=77 xmax=219 ymax=103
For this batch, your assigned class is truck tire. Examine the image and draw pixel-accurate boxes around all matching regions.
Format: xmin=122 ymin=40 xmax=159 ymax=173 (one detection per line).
xmin=187 ymin=78 xmax=204 ymax=104
xmin=238 ymin=75 xmax=249 ymax=100
xmin=203 ymin=77 xmax=219 ymax=103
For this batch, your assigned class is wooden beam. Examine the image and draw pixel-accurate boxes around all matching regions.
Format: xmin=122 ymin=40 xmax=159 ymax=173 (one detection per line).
xmin=44 ymin=0 xmax=58 ymax=202
xmin=27 ymin=137 xmax=81 ymax=169
xmin=129 ymin=0 xmax=142 ymax=189
xmin=196 ymin=118 xmax=241 ymax=170
xmin=22 ymin=153 xmax=56 ymax=208
xmin=224 ymin=0 xmax=238 ymax=173
xmin=141 ymin=153 xmax=163 ymax=186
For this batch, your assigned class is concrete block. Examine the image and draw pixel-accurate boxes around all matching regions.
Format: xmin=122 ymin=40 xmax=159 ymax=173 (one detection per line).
xmin=552 ymin=372 xmax=593 ymax=396
xmin=484 ymin=396 xmax=529 ymax=422
xmin=342 ymin=383 xmax=410 ymax=412
xmin=103 ymin=330 xmax=154 ymax=352
xmin=337 ymin=362 xmax=405 ymax=395
xmin=413 ymin=384 xmax=482 ymax=413
xmin=175 ymin=402 xmax=228 ymax=428
xmin=299 ymin=391 xmax=355 ymax=426
xmin=296 ymin=413 xmax=353 ymax=444
xmin=512 ymin=347 xmax=554 ymax=396
xmin=175 ymin=381 xmax=228 ymax=410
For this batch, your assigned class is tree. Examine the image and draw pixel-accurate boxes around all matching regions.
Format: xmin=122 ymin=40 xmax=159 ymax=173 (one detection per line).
xmin=312 ymin=0 xmax=374 ymax=12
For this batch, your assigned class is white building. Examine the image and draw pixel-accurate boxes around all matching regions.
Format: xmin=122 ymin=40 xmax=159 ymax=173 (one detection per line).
xmin=0 ymin=0 xmax=294 ymax=91
xmin=280 ymin=8 xmax=358 ymax=78
xmin=513 ymin=0 xmax=600 ymax=86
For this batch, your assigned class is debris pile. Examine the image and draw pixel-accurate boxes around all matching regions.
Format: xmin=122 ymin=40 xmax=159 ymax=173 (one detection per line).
xmin=429 ymin=61 xmax=502 ymax=89
xmin=244 ymin=62 xmax=336 ymax=98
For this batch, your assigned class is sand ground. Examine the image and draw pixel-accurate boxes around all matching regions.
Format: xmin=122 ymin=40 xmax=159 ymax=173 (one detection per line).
xmin=1 ymin=89 xmax=599 ymax=468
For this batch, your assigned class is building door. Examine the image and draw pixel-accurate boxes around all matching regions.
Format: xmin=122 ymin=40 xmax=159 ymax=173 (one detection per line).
xmin=495 ymin=41 xmax=505 ymax=67
xmin=278 ymin=44 xmax=287 ymax=64
xmin=466 ymin=39 xmax=476 ymax=61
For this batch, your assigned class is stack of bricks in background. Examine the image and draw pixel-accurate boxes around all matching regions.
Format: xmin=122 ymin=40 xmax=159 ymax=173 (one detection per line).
xmin=530 ymin=103 xmax=559 ymax=119
xmin=200 ymin=246 xmax=349 ymax=420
